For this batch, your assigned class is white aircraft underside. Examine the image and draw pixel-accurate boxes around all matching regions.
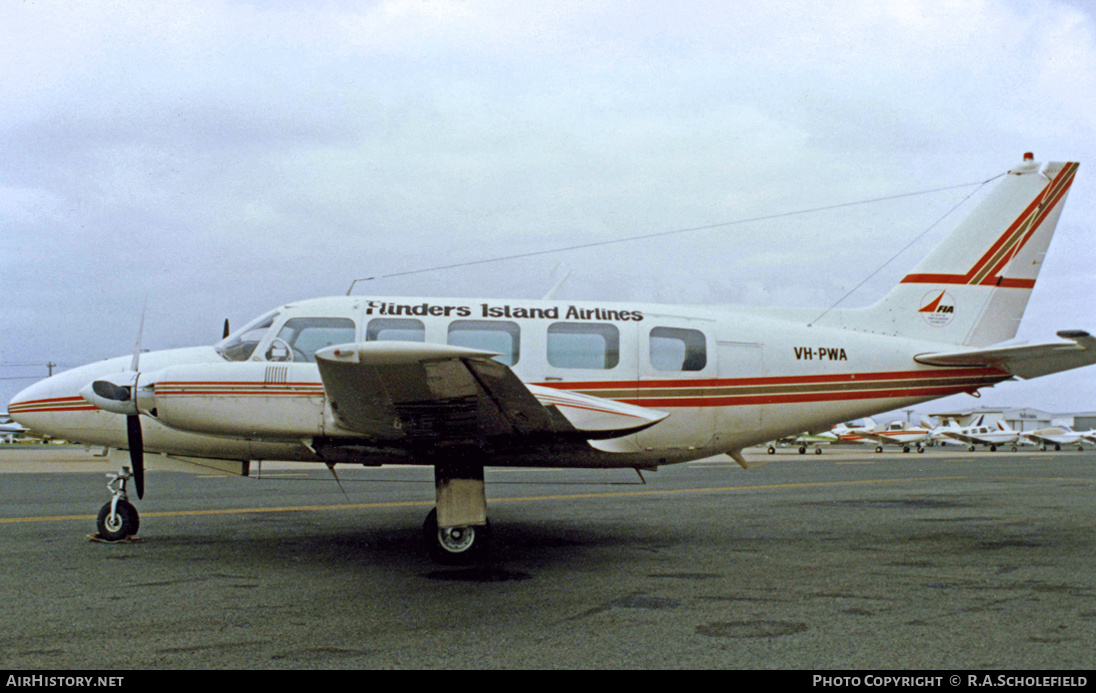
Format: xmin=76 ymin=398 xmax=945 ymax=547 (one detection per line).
xmin=10 ymin=154 xmax=1096 ymax=562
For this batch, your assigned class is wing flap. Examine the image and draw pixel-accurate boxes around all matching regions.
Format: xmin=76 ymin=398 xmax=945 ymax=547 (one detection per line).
xmin=914 ymin=330 xmax=1096 ymax=379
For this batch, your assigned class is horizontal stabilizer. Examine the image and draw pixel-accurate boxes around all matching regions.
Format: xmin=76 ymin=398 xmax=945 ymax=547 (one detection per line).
xmin=914 ymin=330 xmax=1096 ymax=379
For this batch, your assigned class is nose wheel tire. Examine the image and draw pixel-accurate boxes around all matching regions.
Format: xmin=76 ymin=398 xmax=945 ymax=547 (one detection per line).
xmin=423 ymin=508 xmax=490 ymax=564
xmin=96 ymin=500 xmax=140 ymax=541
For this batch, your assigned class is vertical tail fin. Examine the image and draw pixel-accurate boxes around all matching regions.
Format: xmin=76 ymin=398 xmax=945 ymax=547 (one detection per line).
xmin=832 ymin=155 xmax=1079 ymax=346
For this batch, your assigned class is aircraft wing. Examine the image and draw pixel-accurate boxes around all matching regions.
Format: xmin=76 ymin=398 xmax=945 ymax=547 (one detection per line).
xmin=1022 ymin=432 xmax=1066 ymax=447
xmin=314 ymin=342 xmax=666 ymax=445
xmin=1022 ymin=429 xmax=1078 ymax=445
xmin=913 ymin=331 xmax=1096 ymax=379
xmin=941 ymin=431 xmax=986 ymax=445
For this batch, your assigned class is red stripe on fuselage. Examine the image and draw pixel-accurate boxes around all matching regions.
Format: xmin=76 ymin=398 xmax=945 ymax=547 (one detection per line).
xmin=535 ymin=367 xmax=1005 ymax=391
xmin=625 ymin=384 xmax=994 ymax=408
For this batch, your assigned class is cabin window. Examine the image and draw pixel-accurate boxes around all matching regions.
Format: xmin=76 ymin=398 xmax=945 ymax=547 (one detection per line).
xmin=366 ymin=318 xmax=425 ymax=342
xmin=447 ymin=320 xmax=520 ymax=366
xmin=547 ymin=322 xmax=619 ymax=369
xmin=269 ymin=317 xmax=356 ymax=362
xmin=649 ymin=327 xmax=707 ymax=372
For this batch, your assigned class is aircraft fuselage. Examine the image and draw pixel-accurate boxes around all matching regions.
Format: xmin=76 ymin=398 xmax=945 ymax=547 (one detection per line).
xmin=10 ymin=295 xmax=1010 ymax=469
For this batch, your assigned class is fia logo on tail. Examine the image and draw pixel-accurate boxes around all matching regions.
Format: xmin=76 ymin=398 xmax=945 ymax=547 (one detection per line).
xmin=919 ymin=290 xmax=955 ymax=327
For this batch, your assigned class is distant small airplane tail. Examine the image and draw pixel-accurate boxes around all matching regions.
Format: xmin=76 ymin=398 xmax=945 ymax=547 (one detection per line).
xmin=832 ymin=155 xmax=1079 ymax=347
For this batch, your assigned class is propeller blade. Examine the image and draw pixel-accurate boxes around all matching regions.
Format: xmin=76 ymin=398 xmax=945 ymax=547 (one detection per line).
xmin=126 ymin=414 xmax=145 ymax=500
xmin=223 ymin=318 xmax=231 ymax=339
xmin=131 ymin=303 xmax=147 ymax=372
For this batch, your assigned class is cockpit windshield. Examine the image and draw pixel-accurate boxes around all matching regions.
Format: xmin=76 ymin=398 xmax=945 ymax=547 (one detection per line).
xmin=267 ymin=317 xmax=356 ymax=363
xmin=215 ymin=310 xmax=279 ymax=362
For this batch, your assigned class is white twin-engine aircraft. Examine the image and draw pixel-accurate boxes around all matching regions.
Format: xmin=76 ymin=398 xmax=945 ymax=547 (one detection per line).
xmin=9 ymin=154 xmax=1096 ymax=562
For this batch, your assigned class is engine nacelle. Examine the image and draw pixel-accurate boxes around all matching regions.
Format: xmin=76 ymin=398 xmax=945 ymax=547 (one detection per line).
xmin=145 ymin=362 xmax=327 ymax=440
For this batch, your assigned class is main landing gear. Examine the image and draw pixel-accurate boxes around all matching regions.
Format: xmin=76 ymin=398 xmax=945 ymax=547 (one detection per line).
xmin=424 ymin=462 xmax=491 ymax=564
xmin=95 ymin=466 xmax=140 ymax=541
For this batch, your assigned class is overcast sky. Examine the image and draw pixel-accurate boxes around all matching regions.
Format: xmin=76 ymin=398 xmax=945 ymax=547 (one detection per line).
xmin=3 ymin=0 xmax=1096 ymax=421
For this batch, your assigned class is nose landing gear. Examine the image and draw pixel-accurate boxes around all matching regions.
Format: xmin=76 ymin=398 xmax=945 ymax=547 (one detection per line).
xmin=95 ymin=467 xmax=141 ymax=541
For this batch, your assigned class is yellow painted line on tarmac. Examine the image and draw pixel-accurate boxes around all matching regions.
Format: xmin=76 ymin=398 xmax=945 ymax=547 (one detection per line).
xmin=485 ymin=476 xmax=968 ymax=503
xmin=0 ymin=476 xmax=969 ymax=525
xmin=0 ymin=499 xmax=437 ymax=524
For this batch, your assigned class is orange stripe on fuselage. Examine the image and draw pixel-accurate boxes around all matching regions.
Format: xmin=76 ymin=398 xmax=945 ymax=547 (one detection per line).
xmin=536 ymin=367 xmax=1010 ymax=408
xmin=535 ymin=366 xmax=1005 ymax=391
xmin=13 ymin=367 xmax=1011 ymax=415
xmin=8 ymin=397 xmax=97 ymax=414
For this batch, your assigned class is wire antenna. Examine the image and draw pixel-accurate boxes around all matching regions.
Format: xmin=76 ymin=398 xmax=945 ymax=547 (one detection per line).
xmin=345 ymin=178 xmax=996 ymax=295
xmin=807 ymin=173 xmax=1004 ymax=326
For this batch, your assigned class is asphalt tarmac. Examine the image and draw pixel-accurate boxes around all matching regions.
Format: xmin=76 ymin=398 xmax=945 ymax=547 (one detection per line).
xmin=1 ymin=444 xmax=1094 ymax=670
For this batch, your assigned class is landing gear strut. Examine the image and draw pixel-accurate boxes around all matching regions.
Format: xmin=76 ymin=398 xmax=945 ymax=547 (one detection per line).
xmin=96 ymin=466 xmax=140 ymax=541
xmin=424 ymin=463 xmax=490 ymax=564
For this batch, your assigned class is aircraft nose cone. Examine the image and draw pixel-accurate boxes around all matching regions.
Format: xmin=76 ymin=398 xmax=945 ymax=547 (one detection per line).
xmin=7 ymin=371 xmax=94 ymax=436
xmin=8 ymin=376 xmax=60 ymax=429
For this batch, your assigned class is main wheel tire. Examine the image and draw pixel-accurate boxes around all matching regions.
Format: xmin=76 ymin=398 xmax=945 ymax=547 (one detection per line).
xmin=423 ymin=508 xmax=490 ymax=565
xmin=96 ymin=500 xmax=139 ymax=541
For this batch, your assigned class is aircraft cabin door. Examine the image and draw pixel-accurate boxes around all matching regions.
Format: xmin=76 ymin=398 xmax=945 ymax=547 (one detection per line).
xmin=716 ymin=339 xmax=764 ymax=436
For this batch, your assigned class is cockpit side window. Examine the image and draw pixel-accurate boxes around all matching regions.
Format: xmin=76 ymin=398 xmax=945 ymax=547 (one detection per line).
xmin=268 ymin=317 xmax=357 ymax=362
xmin=215 ymin=310 xmax=279 ymax=362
